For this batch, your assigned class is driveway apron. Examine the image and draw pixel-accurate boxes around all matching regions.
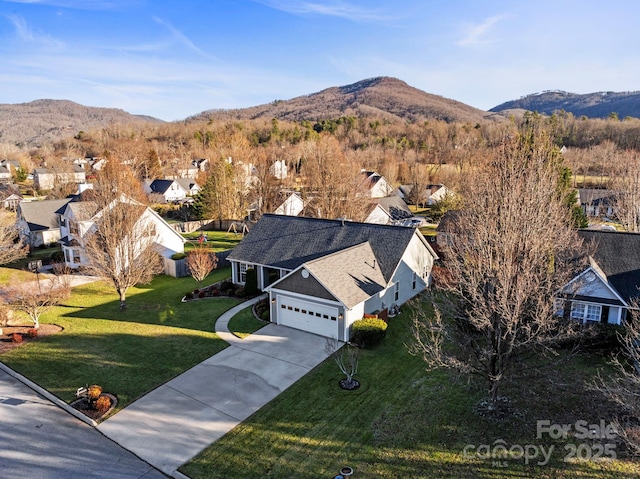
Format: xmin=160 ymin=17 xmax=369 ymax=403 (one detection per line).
xmin=97 ymin=306 xmax=332 ymax=477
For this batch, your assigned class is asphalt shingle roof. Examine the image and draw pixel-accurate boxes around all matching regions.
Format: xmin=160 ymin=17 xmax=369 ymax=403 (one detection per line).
xmin=228 ymin=214 xmax=422 ymax=282
xmin=578 ymin=229 xmax=640 ymax=303
xmin=19 ymin=198 xmax=73 ymax=231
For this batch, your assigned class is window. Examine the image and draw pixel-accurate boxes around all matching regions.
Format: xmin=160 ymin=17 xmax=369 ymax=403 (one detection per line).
xmin=571 ymin=302 xmax=602 ymax=322
xmin=394 ymin=282 xmax=399 ymax=301
xmin=239 ymin=263 xmax=248 ymax=283
xmin=412 ymin=272 xmax=417 ymax=290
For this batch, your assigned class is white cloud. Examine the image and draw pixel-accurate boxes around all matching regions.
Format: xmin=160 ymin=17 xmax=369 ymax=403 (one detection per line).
xmin=456 ymin=14 xmax=507 ymax=48
xmin=255 ymin=0 xmax=392 ymax=22
xmin=3 ymin=14 xmax=65 ymax=48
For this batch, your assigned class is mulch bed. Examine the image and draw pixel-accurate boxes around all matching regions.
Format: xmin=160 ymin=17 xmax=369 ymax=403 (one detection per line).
xmin=0 ymin=324 xmax=63 ymax=354
xmin=70 ymin=393 xmax=118 ymax=420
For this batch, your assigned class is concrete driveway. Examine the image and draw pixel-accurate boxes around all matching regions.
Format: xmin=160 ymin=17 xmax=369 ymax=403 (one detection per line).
xmin=0 ymin=367 xmax=166 ymax=479
xmin=98 ymin=323 xmax=332 ymax=477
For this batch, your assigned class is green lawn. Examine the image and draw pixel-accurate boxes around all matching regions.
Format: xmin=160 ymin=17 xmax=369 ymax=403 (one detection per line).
xmin=0 ymin=267 xmax=241 ymax=413
xmin=181 ymin=296 xmax=640 ymax=479
xmin=227 ymin=307 xmax=266 ymax=339
xmin=182 ymin=230 xmax=244 ymax=253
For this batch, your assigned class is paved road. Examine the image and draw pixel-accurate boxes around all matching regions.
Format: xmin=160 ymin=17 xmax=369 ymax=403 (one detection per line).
xmin=0 ymin=368 xmax=167 ymax=479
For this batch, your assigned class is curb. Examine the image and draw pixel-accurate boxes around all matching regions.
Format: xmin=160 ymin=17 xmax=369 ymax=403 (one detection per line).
xmin=171 ymin=470 xmax=192 ymax=479
xmin=0 ymin=361 xmax=98 ymax=427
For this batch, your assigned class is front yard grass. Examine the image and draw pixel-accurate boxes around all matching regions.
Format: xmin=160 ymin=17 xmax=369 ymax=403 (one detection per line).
xmin=0 ymin=267 xmax=241 ymax=412
xmin=182 ymin=296 xmax=640 ymax=479
xmin=227 ymin=307 xmax=266 ymax=339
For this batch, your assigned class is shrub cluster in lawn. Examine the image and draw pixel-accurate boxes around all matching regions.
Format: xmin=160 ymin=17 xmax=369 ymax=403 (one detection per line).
xmin=254 ymin=298 xmax=270 ymax=321
xmin=350 ymin=317 xmax=388 ymax=348
xmin=94 ymin=395 xmax=111 ymax=413
xmin=183 ymin=280 xmax=253 ymax=301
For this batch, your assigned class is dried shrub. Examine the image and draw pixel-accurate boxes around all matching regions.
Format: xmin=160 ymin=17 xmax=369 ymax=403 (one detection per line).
xmin=94 ymin=395 xmax=111 ymax=413
xmin=87 ymin=385 xmax=103 ymax=402
xmin=11 ymin=333 xmax=23 ymax=343
xmin=26 ymin=328 xmax=38 ymax=338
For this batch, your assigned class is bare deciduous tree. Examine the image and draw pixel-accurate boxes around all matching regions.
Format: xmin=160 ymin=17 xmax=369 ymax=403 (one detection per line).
xmin=3 ymin=276 xmax=70 ymax=329
xmin=612 ymin=150 xmax=640 ymax=232
xmin=81 ymin=161 xmax=163 ymax=309
xmin=410 ymin=126 xmax=586 ymax=411
xmin=186 ymin=246 xmax=218 ymax=286
xmin=324 ymin=337 xmax=360 ymax=389
xmin=0 ymin=211 xmax=28 ymax=265
xmin=594 ymin=312 xmax=640 ymax=455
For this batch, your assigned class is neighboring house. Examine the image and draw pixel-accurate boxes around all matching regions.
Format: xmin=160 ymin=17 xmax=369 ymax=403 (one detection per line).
xmin=270 ymin=160 xmax=288 ymax=180
xmin=364 ymin=195 xmax=413 ymax=225
xmin=557 ymin=230 xmax=640 ymax=325
xmin=227 ymin=214 xmax=438 ymax=340
xmin=274 ymin=192 xmax=305 ymax=216
xmin=59 ymin=196 xmax=185 ymax=271
xmin=174 ymin=178 xmax=200 ymax=197
xmin=1 ymin=159 xmax=21 ymax=176
xmin=0 ymin=184 xmax=22 ymax=210
xmin=144 ymin=179 xmax=188 ymax=203
xmin=33 ymin=166 xmax=86 ymax=190
xmin=16 ymin=198 xmax=73 ymax=248
xmin=577 ymin=188 xmax=617 ymax=218
xmin=399 ymin=184 xmax=453 ymax=206
xmin=0 ymin=166 xmax=11 ymax=184
xmin=192 ymin=158 xmax=209 ymax=172
xmin=362 ymin=171 xmax=394 ymax=198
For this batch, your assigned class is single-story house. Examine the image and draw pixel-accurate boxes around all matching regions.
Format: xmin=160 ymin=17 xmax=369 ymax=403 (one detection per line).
xmin=227 ymin=214 xmax=438 ymax=340
xmin=16 ymin=198 xmax=73 ymax=248
xmin=274 ymin=192 xmax=305 ymax=216
xmin=365 ymin=195 xmax=414 ymax=225
xmin=577 ymin=188 xmax=617 ymax=218
xmin=0 ymin=184 xmax=22 ymax=210
xmin=144 ymin=179 xmax=188 ymax=203
xmin=557 ymin=230 xmax=640 ymax=325
xmin=59 ymin=196 xmax=185 ymax=273
xmin=174 ymin=178 xmax=201 ymax=197
xmin=33 ymin=166 xmax=86 ymax=191
xmin=362 ymin=171 xmax=394 ymax=198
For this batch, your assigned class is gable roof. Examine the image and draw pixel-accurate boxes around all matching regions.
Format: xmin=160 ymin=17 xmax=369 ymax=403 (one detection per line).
xmin=578 ymin=229 xmax=640 ymax=303
xmin=174 ymin=178 xmax=199 ymax=191
xmin=374 ymin=195 xmax=413 ymax=220
xmin=148 ymin=179 xmax=179 ymax=195
xmin=18 ymin=198 xmax=73 ymax=231
xmin=228 ymin=214 xmax=432 ymax=282
xmin=578 ymin=189 xmax=617 ymax=205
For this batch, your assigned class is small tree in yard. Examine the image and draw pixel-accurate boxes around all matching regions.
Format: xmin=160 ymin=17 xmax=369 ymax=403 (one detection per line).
xmin=0 ymin=210 xmax=28 ymax=266
xmin=595 ymin=312 xmax=640 ymax=454
xmin=410 ymin=124 xmax=587 ymax=414
xmin=186 ymin=246 xmax=218 ymax=286
xmin=325 ymin=337 xmax=360 ymax=390
xmin=3 ymin=277 xmax=70 ymax=329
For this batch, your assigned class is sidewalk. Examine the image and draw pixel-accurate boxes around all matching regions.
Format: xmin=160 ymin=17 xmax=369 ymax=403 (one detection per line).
xmin=98 ymin=296 xmax=332 ymax=477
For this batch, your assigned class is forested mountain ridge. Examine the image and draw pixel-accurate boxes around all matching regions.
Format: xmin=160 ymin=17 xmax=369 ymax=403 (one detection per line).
xmin=188 ymin=77 xmax=500 ymax=124
xmin=490 ymin=90 xmax=640 ymax=119
xmin=0 ymin=99 xmax=163 ymax=148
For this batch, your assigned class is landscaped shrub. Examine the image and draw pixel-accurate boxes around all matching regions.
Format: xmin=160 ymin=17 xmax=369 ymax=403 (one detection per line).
xmin=184 ymin=292 xmax=193 ymax=300
xmin=94 ymin=395 xmax=111 ymax=413
xmin=26 ymin=328 xmax=38 ymax=338
xmin=50 ymin=250 xmax=65 ymax=262
xmin=350 ymin=317 xmax=388 ymax=348
xmin=244 ymin=268 xmax=258 ymax=296
xmin=198 ymin=291 xmax=205 ymax=299
xmin=235 ymin=287 xmax=246 ymax=298
xmin=193 ymin=289 xmax=200 ymax=295
xmin=171 ymin=252 xmax=186 ymax=260
xmin=211 ymin=288 xmax=220 ymax=297
xmin=261 ymin=309 xmax=270 ymax=321
xmin=220 ymin=281 xmax=234 ymax=292
xmin=87 ymin=385 xmax=103 ymax=402
xmin=11 ymin=333 xmax=23 ymax=343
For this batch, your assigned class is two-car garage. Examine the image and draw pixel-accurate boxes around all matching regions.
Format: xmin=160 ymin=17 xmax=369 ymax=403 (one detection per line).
xmin=275 ymin=295 xmax=341 ymax=339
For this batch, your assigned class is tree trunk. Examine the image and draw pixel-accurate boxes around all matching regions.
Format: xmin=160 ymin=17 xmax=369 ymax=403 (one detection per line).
xmin=118 ymin=289 xmax=127 ymax=310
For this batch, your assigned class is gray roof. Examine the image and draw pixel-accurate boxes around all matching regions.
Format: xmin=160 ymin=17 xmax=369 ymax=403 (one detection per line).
xmin=578 ymin=230 xmax=640 ymax=303
xmin=18 ymin=198 xmax=72 ymax=231
xmin=174 ymin=178 xmax=198 ymax=191
xmin=228 ymin=214 xmax=431 ymax=282
xmin=578 ymin=189 xmax=617 ymax=205
xmin=65 ymin=201 xmax=98 ymax=221
xmin=148 ymin=179 xmax=177 ymax=194
xmin=375 ymin=195 xmax=412 ymax=220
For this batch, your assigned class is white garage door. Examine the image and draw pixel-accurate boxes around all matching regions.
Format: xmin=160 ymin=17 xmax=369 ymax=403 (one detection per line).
xmin=277 ymin=296 xmax=339 ymax=338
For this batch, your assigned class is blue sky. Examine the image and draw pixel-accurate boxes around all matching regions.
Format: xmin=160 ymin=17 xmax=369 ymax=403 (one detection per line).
xmin=1 ymin=0 xmax=638 ymax=121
